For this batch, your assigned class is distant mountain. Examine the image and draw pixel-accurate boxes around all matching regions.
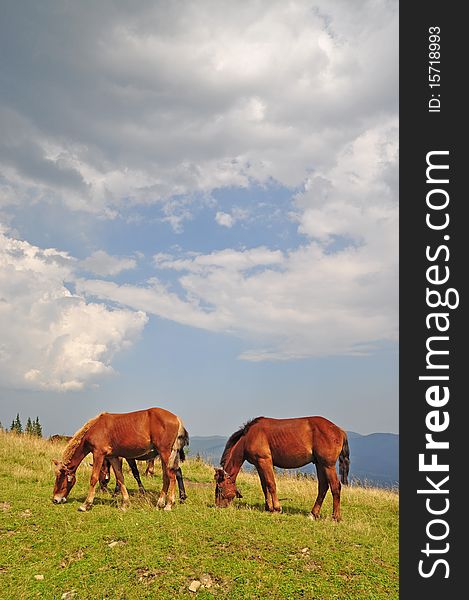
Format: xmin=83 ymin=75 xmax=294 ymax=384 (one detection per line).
xmin=186 ymin=431 xmax=399 ymax=488
xmin=344 ymin=432 xmax=399 ymax=487
xmin=187 ymin=436 xmax=228 ymax=463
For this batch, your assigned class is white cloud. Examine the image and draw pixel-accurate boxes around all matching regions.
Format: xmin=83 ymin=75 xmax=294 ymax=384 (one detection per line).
xmin=215 ymin=212 xmax=234 ymax=228
xmin=77 ymin=121 xmax=398 ymax=360
xmin=215 ymin=207 xmax=249 ymax=228
xmin=0 ymin=0 xmax=398 ymax=221
xmin=295 ymin=119 xmax=398 ymax=243
xmin=80 ymin=250 xmax=137 ymax=276
xmin=0 ymin=1 xmax=398 ymax=365
xmin=0 ymin=229 xmax=147 ymax=391
xmin=79 ymin=238 xmax=397 ymax=360
xmin=0 ymin=118 xmax=397 ymax=378
xmin=154 ymin=247 xmax=284 ymax=273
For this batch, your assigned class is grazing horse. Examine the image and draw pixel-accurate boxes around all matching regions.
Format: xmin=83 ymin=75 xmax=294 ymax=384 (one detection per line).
xmin=52 ymin=408 xmax=189 ymax=512
xmin=214 ymin=416 xmax=350 ymax=521
xmin=99 ymin=456 xmax=188 ymax=502
xmin=49 ymin=437 xmax=152 ymax=495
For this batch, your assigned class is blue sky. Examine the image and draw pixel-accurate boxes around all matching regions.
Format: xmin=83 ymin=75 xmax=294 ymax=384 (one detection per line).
xmin=0 ymin=0 xmax=398 ymax=437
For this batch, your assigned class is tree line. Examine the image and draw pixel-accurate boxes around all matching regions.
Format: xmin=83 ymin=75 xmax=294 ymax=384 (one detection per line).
xmin=0 ymin=413 xmax=43 ymax=437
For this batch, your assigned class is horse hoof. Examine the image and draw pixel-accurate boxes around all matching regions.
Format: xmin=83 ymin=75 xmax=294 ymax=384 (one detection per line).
xmin=78 ymin=504 xmax=91 ymax=512
xmin=157 ymin=499 xmax=166 ymax=509
xmin=163 ymin=504 xmax=173 ymax=511
xmin=120 ymin=504 xmax=129 ymax=512
xmin=308 ymin=513 xmax=319 ymax=521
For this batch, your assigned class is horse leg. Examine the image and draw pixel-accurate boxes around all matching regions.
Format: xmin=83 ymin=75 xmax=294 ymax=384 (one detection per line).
xmin=324 ymin=465 xmax=342 ymax=521
xmin=99 ymin=458 xmax=111 ymax=492
xmin=310 ymin=464 xmax=329 ymax=520
xmin=113 ymin=457 xmax=123 ymax=496
xmin=109 ymin=457 xmax=130 ymax=510
xmin=78 ymin=453 xmax=105 ymax=512
xmin=257 ymin=458 xmax=281 ymax=512
xmin=145 ymin=459 xmax=155 ymax=477
xmin=164 ymin=468 xmax=177 ymax=511
xmin=157 ymin=451 xmax=177 ymax=510
xmin=157 ymin=457 xmax=169 ymax=508
xmin=127 ymin=458 xmax=145 ymax=494
xmin=176 ymin=467 xmax=187 ymax=502
xmin=255 ymin=464 xmax=272 ymax=511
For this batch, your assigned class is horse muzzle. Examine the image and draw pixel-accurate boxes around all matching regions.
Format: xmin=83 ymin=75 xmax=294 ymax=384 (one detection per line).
xmin=215 ymin=498 xmax=232 ymax=508
xmin=52 ymin=496 xmax=67 ymax=504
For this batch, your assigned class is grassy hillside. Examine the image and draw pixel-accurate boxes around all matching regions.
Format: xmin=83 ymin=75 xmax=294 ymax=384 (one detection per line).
xmin=0 ymin=431 xmax=398 ymax=599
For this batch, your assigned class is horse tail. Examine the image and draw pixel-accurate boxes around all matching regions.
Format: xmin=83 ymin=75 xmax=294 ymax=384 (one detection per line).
xmin=168 ymin=418 xmax=189 ymax=469
xmin=339 ymin=432 xmax=350 ymax=485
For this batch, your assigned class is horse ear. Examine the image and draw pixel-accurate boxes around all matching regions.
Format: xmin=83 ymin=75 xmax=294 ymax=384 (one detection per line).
xmin=235 ymin=487 xmax=243 ymax=498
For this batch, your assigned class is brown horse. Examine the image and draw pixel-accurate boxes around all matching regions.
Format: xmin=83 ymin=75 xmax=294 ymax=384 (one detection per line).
xmin=214 ymin=416 xmax=350 ymax=521
xmin=99 ymin=456 xmax=188 ymax=502
xmin=48 ymin=437 xmax=175 ymax=498
xmin=52 ymin=407 xmax=188 ymax=512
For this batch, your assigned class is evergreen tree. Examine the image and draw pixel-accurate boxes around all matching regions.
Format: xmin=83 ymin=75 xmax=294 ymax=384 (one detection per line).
xmin=16 ymin=413 xmax=23 ymax=433
xmin=26 ymin=417 xmax=34 ymax=435
xmin=33 ymin=416 xmax=43 ymax=438
xmin=11 ymin=413 xmax=23 ymax=434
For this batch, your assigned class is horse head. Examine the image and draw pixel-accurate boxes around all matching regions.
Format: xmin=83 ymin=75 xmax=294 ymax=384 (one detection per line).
xmin=214 ymin=468 xmax=241 ymax=507
xmin=52 ymin=459 xmax=77 ymax=504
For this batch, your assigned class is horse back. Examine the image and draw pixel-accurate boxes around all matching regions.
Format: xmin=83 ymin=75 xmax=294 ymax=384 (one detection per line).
xmin=244 ymin=416 xmax=345 ymax=468
xmin=84 ymin=408 xmax=182 ymax=458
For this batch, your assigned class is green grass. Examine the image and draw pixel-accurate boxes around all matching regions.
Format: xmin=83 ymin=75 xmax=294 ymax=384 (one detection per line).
xmin=0 ymin=431 xmax=398 ymax=599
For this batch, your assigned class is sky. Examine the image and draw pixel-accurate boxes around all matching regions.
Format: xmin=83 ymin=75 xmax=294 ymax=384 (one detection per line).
xmin=0 ymin=0 xmax=398 ymax=438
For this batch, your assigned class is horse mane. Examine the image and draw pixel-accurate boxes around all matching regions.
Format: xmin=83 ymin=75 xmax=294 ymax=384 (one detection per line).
xmin=220 ymin=417 xmax=264 ymax=467
xmin=62 ymin=413 xmax=105 ymax=464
